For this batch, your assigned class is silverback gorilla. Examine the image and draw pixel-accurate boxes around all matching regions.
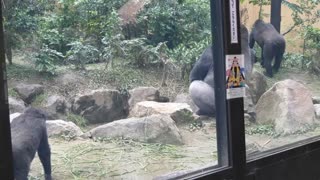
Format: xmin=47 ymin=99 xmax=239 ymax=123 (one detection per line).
xmin=189 ymin=25 xmax=254 ymax=116
xmin=249 ymin=19 xmax=286 ymax=77
xmin=11 ymin=107 xmax=52 ymax=180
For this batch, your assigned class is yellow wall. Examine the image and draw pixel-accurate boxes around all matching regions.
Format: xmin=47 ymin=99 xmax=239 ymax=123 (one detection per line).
xmin=240 ymin=2 xmax=320 ymax=52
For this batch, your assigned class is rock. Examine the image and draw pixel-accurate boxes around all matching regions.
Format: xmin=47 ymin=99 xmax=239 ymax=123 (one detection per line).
xmin=244 ymin=113 xmax=255 ymax=126
xmin=312 ymin=96 xmax=320 ymax=104
xmin=44 ymin=95 xmax=67 ymax=119
xmin=71 ymin=89 xmax=129 ymax=124
xmin=256 ymin=79 xmax=316 ymax=134
xmin=314 ymin=104 xmax=320 ymax=119
xmin=14 ymin=83 xmax=44 ymax=104
xmin=247 ymin=71 xmax=268 ymax=104
xmin=244 ymin=86 xmax=255 ymax=115
xmin=174 ymin=93 xmax=198 ymax=112
xmin=86 ymin=115 xmax=183 ymax=145
xmin=8 ymin=96 xmax=26 ymax=113
xmin=10 ymin=113 xmax=21 ymax=123
xmin=46 ymin=120 xmax=83 ymax=138
xmin=128 ymin=87 xmax=160 ymax=109
xmin=130 ymin=101 xmax=194 ymax=124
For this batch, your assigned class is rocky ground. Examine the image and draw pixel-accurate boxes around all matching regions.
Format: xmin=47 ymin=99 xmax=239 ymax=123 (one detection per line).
xmin=7 ymin=56 xmax=320 ymax=180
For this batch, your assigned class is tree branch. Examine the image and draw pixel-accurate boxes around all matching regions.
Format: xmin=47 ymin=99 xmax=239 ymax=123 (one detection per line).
xmin=282 ymin=24 xmax=298 ymax=36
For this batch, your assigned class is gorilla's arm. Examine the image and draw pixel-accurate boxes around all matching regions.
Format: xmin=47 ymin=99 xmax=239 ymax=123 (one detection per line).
xmin=189 ymin=46 xmax=213 ymax=82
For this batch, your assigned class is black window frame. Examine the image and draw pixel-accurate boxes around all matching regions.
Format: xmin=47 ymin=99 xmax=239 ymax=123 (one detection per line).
xmin=1 ymin=1 xmax=320 ymax=180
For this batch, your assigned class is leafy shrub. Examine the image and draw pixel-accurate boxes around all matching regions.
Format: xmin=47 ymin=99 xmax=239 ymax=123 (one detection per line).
xmin=136 ymin=0 xmax=210 ymax=49
xmin=169 ymin=37 xmax=210 ymax=79
xmin=33 ymin=45 xmax=64 ymax=75
xmin=66 ymin=113 xmax=88 ymax=128
xmin=122 ymin=38 xmax=168 ymax=67
xmin=66 ymin=41 xmax=100 ymax=70
xmin=282 ymin=52 xmax=306 ymax=68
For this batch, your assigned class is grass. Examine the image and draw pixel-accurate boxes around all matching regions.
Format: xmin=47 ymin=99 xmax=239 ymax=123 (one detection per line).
xmin=66 ymin=113 xmax=88 ymax=128
xmin=246 ymin=124 xmax=278 ymax=137
xmin=31 ymin=93 xmax=49 ymax=107
xmin=28 ymin=138 xmax=215 ymax=180
xmin=8 ymin=88 xmax=19 ymax=98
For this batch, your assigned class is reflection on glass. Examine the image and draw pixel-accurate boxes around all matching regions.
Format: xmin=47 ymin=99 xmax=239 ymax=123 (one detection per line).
xmin=5 ymin=0 xmax=219 ymax=179
xmin=241 ymin=1 xmax=320 ymax=155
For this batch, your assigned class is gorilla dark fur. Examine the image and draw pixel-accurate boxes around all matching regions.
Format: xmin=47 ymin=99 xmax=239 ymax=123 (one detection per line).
xmin=249 ymin=19 xmax=286 ymax=77
xmin=189 ymin=25 xmax=254 ymax=116
xmin=11 ymin=107 xmax=52 ymax=180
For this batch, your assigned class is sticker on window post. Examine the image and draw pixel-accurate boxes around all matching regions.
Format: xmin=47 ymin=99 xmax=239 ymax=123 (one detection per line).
xmin=226 ymin=54 xmax=245 ymax=99
xmin=229 ymin=0 xmax=238 ymax=44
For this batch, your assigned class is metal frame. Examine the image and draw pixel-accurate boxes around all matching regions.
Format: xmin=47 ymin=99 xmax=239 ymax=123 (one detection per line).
xmin=0 ymin=1 xmax=14 ymax=179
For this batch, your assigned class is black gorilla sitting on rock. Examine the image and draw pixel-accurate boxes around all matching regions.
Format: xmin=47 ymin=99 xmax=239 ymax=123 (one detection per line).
xmin=189 ymin=25 xmax=254 ymax=117
xmin=249 ymin=19 xmax=286 ymax=77
xmin=11 ymin=107 xmax=52 ymax=180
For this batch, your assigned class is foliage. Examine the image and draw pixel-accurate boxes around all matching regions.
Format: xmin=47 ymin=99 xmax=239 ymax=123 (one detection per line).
xmin=122 ymin=38 xmax=168 ymax=67
xmin=282 ymin=0 xmax=320 ymax=36
xmin=101 ymin=9 xmax=125 ymax=67
xmin=246 ymin=124 xmax=278 ymax=136
xmin=66 ymin=113 xmax=88 ymax=128
xmin=169 ymin=37 xmax=210 ymax=79
xmin=304 ymin=26 xmax=320 ymax=50
xmin=66 ymin=41 xmax=100 ymax=70
xmin=303 ymin=26 xmax=320 ymax=73
xmin=136 ymin=0 xmax=211 ymax=49
xmin=33 ymin=45 xmax=64 ymax=75
xmin=248 ymin=0 xmax=271 ymax=19
xmin=31 ymin=93 xmax=49 ymax=107
xmin=282 ymin=52 xmax=306 ymax=68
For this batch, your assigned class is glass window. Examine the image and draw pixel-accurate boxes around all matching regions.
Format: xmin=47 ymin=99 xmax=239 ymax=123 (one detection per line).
xmin=5 ymin=0 xmax=224 ymax=179
xmin=241 ymin=1 xmax=320 ymax=155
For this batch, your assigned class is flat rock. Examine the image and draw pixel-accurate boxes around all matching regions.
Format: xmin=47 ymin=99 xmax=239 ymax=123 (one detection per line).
xmin=130 ymin=101 xmax=194 ymax=124
xmin=85 ymin=115 xmax=183 ymax=145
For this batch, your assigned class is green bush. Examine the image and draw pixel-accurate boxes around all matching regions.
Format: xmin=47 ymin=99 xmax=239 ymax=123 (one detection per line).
xmin=66 ymin=113 xmax=88 ymax=128
xmin=66 ymin=41 xmax=100 ymax=70
xmin=33 ymin=45 xmax=64 ymax=75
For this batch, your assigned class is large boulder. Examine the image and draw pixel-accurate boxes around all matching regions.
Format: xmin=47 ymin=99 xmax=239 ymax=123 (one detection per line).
xmin=46 ymin=120 xmax=83 ymax=138
xmin=130 ymin=101 xmax=194 ymax=124
xmin=244 ymin=86 xmax=255 ymax=116
xmin=256 ymin=79 xmax=316 ymax=134
xmin=8 ymin=96 xmax=26 ymax=113
xmin=71 ymin=89 xmax=129 ymax=124
xmin=128 ymin=87 xmax=160 ymax=109
xmin=44 ymin=95 xmax=67 ymax=119
xmin=85 ymin=115 xmax=183 ymax=145
xmin=247 ymin=71 xmax=268 ymax=104
xmin=174 ymin=93 xmax=198 ymax=112
xmin=14 ymin=83 xmax=44 ymax=104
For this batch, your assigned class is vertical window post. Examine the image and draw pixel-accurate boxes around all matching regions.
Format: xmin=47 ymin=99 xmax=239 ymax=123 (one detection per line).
xmin=0 ymin=1 xmax=14 ymax=179
xmin=212 ymin=0 xmax=246 ymax=179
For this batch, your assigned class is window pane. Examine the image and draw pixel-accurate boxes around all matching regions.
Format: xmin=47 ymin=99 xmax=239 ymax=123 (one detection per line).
xmin=6 ymin=0 xmax=221 ymax=179
xmin=241 ymin=1 xmax=320 ymax=155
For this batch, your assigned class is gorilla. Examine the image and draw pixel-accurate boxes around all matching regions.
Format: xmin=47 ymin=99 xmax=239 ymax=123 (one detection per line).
xmin=249 ymin=19 xmax=286 ymax=77
xmin=11 ymin=107 xmax=52 ymax=180
xmin=189 ymin=25 xmax=254 ymax=117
